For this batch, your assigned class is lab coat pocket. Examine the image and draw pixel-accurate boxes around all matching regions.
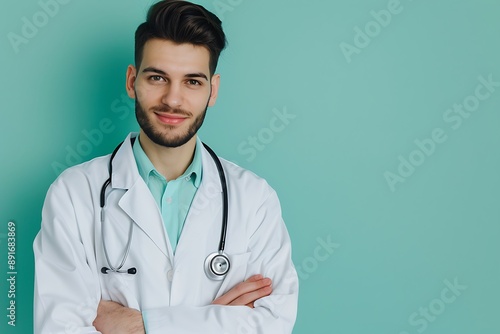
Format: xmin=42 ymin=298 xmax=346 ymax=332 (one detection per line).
xmin=100 ymin=272 xmax=140 ymax=310
xmin=214 ymin=251 xmax=251 ymax=299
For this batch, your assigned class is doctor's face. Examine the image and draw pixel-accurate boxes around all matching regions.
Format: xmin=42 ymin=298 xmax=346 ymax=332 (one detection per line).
xmin=126 ymin=39 xmax=220 ymax=147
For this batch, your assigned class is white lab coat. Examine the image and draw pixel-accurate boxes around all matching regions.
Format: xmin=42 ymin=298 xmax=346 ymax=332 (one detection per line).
xmin=33 ymin=133 xmax=298 ymax=334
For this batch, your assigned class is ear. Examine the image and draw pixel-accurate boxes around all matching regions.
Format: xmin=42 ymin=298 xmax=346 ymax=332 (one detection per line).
xmin=208 ymin=73 xmax=221 ymax=107
xmin=126 ymin=65 xmax=137 ymax=99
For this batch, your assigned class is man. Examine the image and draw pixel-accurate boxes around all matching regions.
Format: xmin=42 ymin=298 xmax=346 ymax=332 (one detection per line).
xmin=33 ymin=1 xmax=298 ymax=333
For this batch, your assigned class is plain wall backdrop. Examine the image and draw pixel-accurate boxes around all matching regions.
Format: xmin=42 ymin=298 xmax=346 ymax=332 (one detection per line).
xmin=1 ymin=0 xmax=499 ymax=333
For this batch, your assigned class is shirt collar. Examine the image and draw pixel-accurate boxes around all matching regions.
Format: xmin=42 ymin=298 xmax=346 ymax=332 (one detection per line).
xmin=132 ymin=135 xmax=203 ymax=188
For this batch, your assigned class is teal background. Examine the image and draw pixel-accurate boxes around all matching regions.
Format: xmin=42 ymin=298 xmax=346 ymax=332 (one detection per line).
xmin=1 ymin=0 xmax=499 ymax=333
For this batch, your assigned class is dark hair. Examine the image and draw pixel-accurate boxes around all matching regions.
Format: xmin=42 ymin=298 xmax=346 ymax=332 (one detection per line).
xmin=135 ymin=0 xmax=227 ymax=76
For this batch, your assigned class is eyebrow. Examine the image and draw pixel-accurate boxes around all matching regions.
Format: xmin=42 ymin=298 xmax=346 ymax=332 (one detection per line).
xmin=142 ymin=67 xmax=208 ymax=81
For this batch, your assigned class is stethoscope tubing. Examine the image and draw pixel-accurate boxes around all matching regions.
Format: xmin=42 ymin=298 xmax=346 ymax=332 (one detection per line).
xmin=99 ymin=137 xmax=230 ymax=279
xmin=201 ymin=142 xmax=228 ymax=253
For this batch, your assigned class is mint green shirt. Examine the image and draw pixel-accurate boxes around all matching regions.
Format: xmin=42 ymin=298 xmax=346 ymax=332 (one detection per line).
xmin=132 ymin=135 xmax=202 ymax=254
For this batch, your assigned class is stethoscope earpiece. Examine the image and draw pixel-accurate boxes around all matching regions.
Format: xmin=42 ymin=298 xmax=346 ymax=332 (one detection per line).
xmin=101 ymin=267 xmax=137 ymax=275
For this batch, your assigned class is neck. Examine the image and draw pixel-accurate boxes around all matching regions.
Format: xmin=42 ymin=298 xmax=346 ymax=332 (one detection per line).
xmin=138 ymin=130 xmax=197 ymax=181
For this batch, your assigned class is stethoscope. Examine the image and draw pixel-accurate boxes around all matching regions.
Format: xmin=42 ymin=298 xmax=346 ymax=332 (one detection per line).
xmin=99 ymin=136 xmax=230 ymax=281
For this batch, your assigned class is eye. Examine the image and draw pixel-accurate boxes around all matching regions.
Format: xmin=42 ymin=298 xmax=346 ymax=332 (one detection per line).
xmin=187 ymin=79 xmax=201 ymax=86
xmin=149 ymin=75 xmax=165 ymax=82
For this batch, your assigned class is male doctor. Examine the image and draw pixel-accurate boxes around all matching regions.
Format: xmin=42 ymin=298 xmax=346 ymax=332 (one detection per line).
xmin=33 ymin=0 xmax=298 ymax=333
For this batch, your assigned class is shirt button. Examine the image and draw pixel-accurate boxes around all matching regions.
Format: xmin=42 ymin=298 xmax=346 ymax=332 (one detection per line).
xmin=166 ymin=197 xmax=172 ymax=204
xmin=167 ymin=270 xmax=174 ymax=281
xmin=185 ymin=176 xmax=190 ymax=181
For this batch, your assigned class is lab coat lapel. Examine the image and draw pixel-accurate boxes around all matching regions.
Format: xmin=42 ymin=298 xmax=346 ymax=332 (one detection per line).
xmin=174 ymin=145 xmax=223 ymax=262
xmin=110 ymin=133 xmax=170 ymax=259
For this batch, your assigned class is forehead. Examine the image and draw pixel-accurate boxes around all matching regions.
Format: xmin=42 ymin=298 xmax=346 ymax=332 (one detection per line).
xmin=140 ymin=39 xmax=210 ymax=74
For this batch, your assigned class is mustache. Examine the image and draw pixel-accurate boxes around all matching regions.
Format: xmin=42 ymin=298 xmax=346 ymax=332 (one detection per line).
xmin=150 ymin=105 xmax=192 ymax=117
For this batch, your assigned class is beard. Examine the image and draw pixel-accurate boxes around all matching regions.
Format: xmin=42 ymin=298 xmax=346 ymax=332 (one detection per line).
xmin=135 ymin=93 xmax=209 ymax=148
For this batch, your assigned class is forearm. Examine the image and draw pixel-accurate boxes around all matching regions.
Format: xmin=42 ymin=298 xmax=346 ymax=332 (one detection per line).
xmin=144 ymin=293 xmax=297 ymax=334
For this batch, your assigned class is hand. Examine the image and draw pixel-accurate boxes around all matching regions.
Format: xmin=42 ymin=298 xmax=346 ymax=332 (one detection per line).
xmin=93 ymin=300 xmax=145 ymax=334
xmin=211 ymin=274 xmax=273 ymax=308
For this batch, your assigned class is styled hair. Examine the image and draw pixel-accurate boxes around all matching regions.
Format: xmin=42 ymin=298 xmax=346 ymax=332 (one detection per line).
xmin=135 ymin=0 xmax=227 ymax=76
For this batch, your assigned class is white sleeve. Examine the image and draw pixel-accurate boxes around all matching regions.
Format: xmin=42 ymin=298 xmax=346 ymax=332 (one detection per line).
xmin=144 ymin=188 xmax=299 ymax=334
xmin=33 ymin=176 xmax=102 ymax=334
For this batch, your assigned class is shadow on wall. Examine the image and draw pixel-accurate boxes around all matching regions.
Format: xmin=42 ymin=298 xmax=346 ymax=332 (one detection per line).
xmin=13 ymin=36 xmax=136 ymax=241
xmin=49 ymin=39 xmax=137 ymax=177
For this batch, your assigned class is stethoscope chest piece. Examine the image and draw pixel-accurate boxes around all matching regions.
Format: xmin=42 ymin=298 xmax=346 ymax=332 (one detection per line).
xmin=204 ymin=252 xmax=230 ymax=280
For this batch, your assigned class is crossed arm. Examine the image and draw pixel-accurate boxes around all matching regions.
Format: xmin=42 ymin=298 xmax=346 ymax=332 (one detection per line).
xmin=35 ymin=174 xmax=297 ymax=333
xmin=93 ymin=275 xmax=273 ymax=334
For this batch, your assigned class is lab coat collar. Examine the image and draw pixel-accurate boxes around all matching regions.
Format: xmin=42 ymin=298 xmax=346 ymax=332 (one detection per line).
xmin=110 ymin=132 xmax=221 ymax=193
xmin=111 ymin=132 xmax=138 ymax=190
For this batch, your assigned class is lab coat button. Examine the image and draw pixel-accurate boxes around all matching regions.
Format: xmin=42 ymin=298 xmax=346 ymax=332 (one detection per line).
xmin=167 ymin=270 xmax=174 ymax=281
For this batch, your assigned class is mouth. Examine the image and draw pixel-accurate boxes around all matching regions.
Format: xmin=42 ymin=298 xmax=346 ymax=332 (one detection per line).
xmin=155 ymin=113 xmax=188 ymax=125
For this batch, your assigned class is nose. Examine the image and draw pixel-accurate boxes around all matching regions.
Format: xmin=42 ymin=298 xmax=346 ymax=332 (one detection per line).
xmin=161 ymin=82 xmax=183 ymax=108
